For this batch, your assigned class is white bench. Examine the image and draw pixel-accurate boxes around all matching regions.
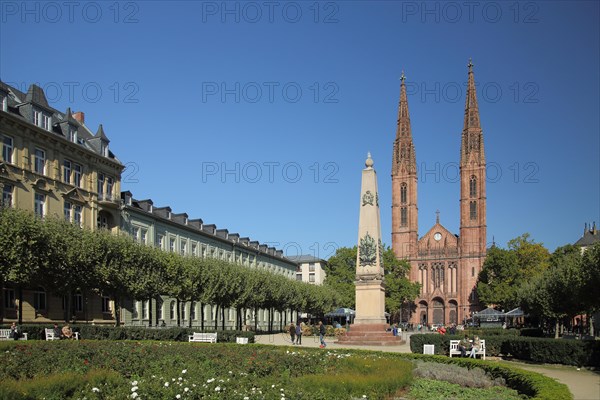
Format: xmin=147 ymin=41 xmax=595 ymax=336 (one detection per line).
xmin=0 ymin=329 xmax=28 ymax=341
xmin=449 ymin=339 xmax=486 ymax=360
xmin=189 ymin=332 xmax=217 ymax=343
xmin=45 ymin=328 xmax=80 ymax=341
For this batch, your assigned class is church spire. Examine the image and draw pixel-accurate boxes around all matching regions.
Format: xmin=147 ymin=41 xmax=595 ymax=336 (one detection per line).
xmin=461 ymin=59 xmax=485 ymax=163
xmin=393 ymin=71 xmax=416 ymax=175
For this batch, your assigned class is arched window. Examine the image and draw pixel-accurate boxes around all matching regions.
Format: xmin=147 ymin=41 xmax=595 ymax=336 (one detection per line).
xmin=400 ymin=182 xmax=407 ymax=204
xmin=156 ymin=298 xmax=163 ymax=320
xmin=469 ymin=176 xmax=477 ymax=198
xmin=190 ymin=302 xmax=197 ymax=320
xmin=400 ymin=207 xmax=407 ymax=227
xmin=169 ymin=300 xmax=176 ymax=320
xmin=470 ymin=201 xmax=477 ymax=220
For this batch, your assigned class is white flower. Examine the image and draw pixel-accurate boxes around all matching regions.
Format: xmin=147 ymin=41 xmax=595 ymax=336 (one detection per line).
xmin=130 ymin=393 xmax=139 ymax=399
xmin=244 ymin=397 xmax=249 ymax=400
xmin=176 ymin=395 xmax=181 ymax=399
xmin=172 ymin=378 xmax=175 ymax=382
xmin=181 ymin=369 xmax=187 ymax=374
xmin=164 ymin=382 xmax=170 ymax=387
xmin=215 ymin=386 xmax=221 ymax=392
xmin=184 ymin=387 xmax=189 ymax=392
xmin=131 ymin=381 xmax=138 ymax=386
xmin=131 ymin=386 xmax=138 ymax=392
xmin=207 ymin=378 xmax=215 ymax=383
xmin=362 ymin=396 xmax=367 ymax=399
xmin=272 ymin=384 xmax=276 ymax=388
xmin=178 ymin=377 xmax=182 ymax=381
xmin=92 ymin=387 xmax=100 ymax=393
xmin=228 ymin=370 xmax=232 ymax=374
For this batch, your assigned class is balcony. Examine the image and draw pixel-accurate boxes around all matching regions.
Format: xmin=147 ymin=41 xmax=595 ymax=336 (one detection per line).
xmin=97 ymin=193 xmax=120 ymax=207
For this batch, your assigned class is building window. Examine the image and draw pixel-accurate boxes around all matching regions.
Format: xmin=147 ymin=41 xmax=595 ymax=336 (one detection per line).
xmin=309 ymin=263 xmax=315 ymax=272
xmin=106 ymin=176 xmax=114 ymax=200
xmin=63 ymin=160 xmax=72 ymax=183
xmin=400 ymin=182 xmax=407 ymax=204
xmin=132 ymin=226 xmax=140 ymax=241
xmin=34 ymin=148 xmax=45 ymax=175
xmin=42 ymin=114 xmax=51 ymax=130
xmin=140 ymin=228 xmax=147 ymax=245
xmin=470 ymin=176 xmax=477 ymax=198
xmin=180 ymin=240 xmax=187 ymax=255
xmin=132 ymin=301 xmax=139 ymax=319
xmin=97 ymin=173 xmax=104 ymax=197
xmin=34 ymin=193 xmax=45 ymax=218
xmin=73 ymin=292 xmax=83 ymax=312
xmin=400 ymin=207 xmax=407 ymax=227
xmin=33 ymin=287 xmax=46 ymax=311
xmin=190 ymin=302 xmax=197 ymax=320
xmin=4 ymin=288 xmax=15 ymax=309
xmin=156 ymin=298 xmax=163 ymax=320
xmin=142 ymin=300 xmax=149 ymax=319
xmin=472 ymin=267 xmax=475 ymax=277
xmin=470 ymin=201 xmax=477 ymax=220
xmin=33 ymin=110 xmax=41 ymax=127
xmin=309 ymin=273 xmax=315 ymax=283
xmin=191 ymin=242 xmax=197 ymax=256
xmin=101 ymin=296 xmax=111 ymax=313
xmin=69 ymin=128 xmax=77 ymax=143
xmin=2 ymin=135 xmax=13 ymax=163
xmin=73 ymin=164 xmax=82 ymax=188
xmin=0 ymin=94 xmax=6 ymax=112
xmin=180 ymin=302 xmax=186 ymax=320
xmin=296 ymin=274 xmax=302 ymax=281
xmin=73 ymin=205 xmax=82 ymax=227
xmin=169 ymin=238 xmax=176 ymax=253
xmin=169 ymin=301 xmax=176 ymax=320
xmin=64 ymin=201 xmax=72 ymax=221
xmin=2 ymin=184 xmax=13 ymax=207
xmin=157 ymin=234 xmax=164 ymax=250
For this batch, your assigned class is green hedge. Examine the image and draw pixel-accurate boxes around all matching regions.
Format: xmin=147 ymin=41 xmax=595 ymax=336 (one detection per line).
xmin=410 ymin=334 xmax=600 ymax=366
xmin=396 ymin=353 xmax=572 ymax=400
xmin=1 ymin=325 xmax=254 ymax=343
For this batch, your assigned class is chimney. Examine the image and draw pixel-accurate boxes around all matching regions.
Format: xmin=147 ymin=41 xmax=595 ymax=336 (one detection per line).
xmin=73 ymin=111 xmax=85 ymax=124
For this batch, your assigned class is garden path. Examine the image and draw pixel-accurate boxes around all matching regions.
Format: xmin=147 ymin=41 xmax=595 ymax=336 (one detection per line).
xmin=255 ymin=332 xmax=600 ymax=400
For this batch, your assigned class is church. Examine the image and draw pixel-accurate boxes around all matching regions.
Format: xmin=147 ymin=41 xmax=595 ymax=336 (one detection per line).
xmin=391 ymin=62 xmax=487 ymax=326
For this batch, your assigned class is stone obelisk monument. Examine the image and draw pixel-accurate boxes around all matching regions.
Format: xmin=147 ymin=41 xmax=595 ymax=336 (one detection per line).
xmin=337 ymin=153 xmax=403 ymax=345
xmin=354 ymin=152 xmax=386 ymax=325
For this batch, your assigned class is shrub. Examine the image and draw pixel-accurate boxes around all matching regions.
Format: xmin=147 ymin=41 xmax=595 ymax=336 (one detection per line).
xmin=410 ymin=333 xmax=600 ymax=367
xmin=413 ymin=360 xmax=506 ymax=388
xmin=1 ymin=325 xmax=254 ymax=343
xmin=408 ymin=378 xmax=525 ymax=400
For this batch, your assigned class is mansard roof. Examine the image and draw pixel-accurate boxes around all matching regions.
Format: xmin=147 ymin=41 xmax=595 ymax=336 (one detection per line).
xmin=121 ymin=191 xmax=292 ymax=263
xmin=0 ymin=80 xmax=121 ymax=164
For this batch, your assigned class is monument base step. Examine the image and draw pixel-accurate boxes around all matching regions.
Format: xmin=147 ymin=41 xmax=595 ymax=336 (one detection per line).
xmin=335 ymin=323 xmax=405 ymax=346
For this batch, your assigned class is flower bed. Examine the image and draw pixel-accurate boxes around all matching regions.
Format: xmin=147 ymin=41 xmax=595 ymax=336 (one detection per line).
xmin=0 ymin=341 xmax=570 ymax=399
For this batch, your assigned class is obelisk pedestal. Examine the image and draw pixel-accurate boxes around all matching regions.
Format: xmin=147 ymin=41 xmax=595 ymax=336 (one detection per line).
xmin=336 ymin=153 xmax=404 ymax=346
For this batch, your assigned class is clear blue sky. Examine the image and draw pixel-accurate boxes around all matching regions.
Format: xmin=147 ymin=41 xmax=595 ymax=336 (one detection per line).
xmin=1 ymin=1 xmax=598 ymax=257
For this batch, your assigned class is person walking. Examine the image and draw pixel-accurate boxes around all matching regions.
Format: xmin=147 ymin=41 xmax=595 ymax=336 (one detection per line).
xmin=295 ymin=321 xmax=302 ymax=345
xmin=318 ymin=321 xmax=327 ymax=348
xmin=288 ymin=323 xmax=296 ymax=344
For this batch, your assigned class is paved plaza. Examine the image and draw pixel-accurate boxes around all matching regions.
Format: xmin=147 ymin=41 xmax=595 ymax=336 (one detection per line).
xmin=255 ymin=333 xmax=600 ymax=400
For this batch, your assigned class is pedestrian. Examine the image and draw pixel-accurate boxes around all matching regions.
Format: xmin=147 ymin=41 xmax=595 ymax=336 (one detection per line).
xmin=9 ymin=322 xmax=20 ymax=340
xmin=469 ymin=335 xmax=481 ymax=358
xmin=295 ymin=321 xmax=302 ymax=345
xmin=459 ymin=334 xmax=471 ymax=357
xmin=318 ymin=321 xmax=327 ymax=348
xmin=392 ymin=323 xmax=398 ymax=336
xmin=288 ymin=322 xmax=296 ymax=344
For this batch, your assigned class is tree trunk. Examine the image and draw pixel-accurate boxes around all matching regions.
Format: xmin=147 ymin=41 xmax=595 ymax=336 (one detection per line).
xmin=176 ymin=299 xmax=181 ymax=327
xmin=200 ymin=302 xmax=205 ymax=331
xmin=114 ymin=296 xmax=121 ymax=327
xmin=214 ymin=305 xmax=219 ymax=330
xmin=254 ymin=307 xmax=258 ymax=332
xmin=221 ymin=307 xmax=225 ymax=331
xmin=188 ymin=300 xmax=193 ymax=328
xmin=148 ymin=297 xmax=153 ymax=327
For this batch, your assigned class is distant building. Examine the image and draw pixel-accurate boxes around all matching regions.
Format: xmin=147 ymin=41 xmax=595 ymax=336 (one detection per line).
xmin=288 ymin=255 xmax=327 ymax=285
xmin=120 ymin=191 xmax=298 ymax=329
xmin=1 ymin=81 xmax=123 ymax=324
xmin=574 ymin=222 xmax=599 ymax=253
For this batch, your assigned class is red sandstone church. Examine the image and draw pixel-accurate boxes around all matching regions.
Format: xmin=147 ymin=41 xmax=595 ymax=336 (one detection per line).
xmin=392 ymin=62 xmax=486 ymax=327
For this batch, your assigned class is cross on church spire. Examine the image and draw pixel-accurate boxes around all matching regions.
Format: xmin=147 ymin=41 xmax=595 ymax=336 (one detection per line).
xmin=436 ymin=210 xmax=440 ymax=223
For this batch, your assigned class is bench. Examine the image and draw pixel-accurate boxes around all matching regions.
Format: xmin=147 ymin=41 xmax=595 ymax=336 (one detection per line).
xmin=449 ymin=339 xmax=486 ymax=360
xmin=189 ymin=332 xmax=217 ymax=343
xmin=45 ymin=328 xmax=80 ymax=341
xmin=0 ymin=329 xmax=28 ymax=341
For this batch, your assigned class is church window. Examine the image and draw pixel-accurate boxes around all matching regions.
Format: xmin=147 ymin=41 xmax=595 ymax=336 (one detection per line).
xmin=400 ymin=207 xmax=407 ymax=227
xmin=469 ymin=201 xmax=477 ymax=220
xmin=400 ymin=183 xmax=407 ymax=204
xmin=469 ymin=176 xmax=477 ymax=198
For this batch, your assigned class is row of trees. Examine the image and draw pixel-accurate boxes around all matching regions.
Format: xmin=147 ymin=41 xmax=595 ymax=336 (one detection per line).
xmin=323 ymin=246 xmax=420 ymax=322
xmin=0 ymin=207 xmax=340 ymax=328
xmin=477 ymin=234 xmax=600 ymax=337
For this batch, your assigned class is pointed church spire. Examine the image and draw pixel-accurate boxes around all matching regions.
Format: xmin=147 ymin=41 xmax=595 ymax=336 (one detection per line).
xmin=461 ymin=60 xmax=485 ymax=163
xmin=393 ymin=71 xmax=416 ymax=174
xmin=464 ymin=58 xmax=481 ymax=131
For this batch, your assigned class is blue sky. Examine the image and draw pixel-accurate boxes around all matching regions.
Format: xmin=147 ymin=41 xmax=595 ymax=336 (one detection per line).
xmin=1 ymin=1 xmax=598 ymax=257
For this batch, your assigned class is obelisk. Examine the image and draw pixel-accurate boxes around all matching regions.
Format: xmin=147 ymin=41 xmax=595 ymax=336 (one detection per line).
xmin=354 ymin=152 xmax=387 ymax=325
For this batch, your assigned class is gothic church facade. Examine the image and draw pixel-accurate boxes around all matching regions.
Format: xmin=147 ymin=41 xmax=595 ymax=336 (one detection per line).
xmin=392 ymin=62 xmax=486 ymax=326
